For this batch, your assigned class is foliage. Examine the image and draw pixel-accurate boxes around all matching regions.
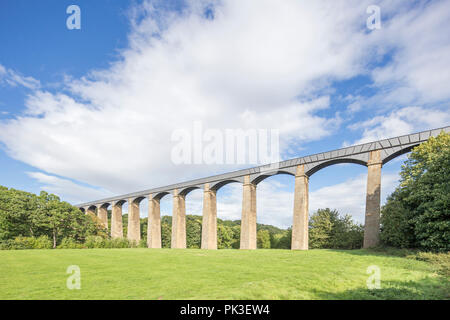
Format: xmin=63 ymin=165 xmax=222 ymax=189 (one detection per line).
xmin=309 ymin=208 xmax=364 ymax=249
xmin=186 ymin=215 xmax=202 ymax=248
xmin=0 ymin=187 xmax=107 ymax=248
xmin=217 ymin=224 xmax=235 ymax=249
xmin=58 ymin=237 xmax=85 ymax=249
xmin=272 ymin=228 xmax=291 ymax=249
xmin=0 ymin=187 xmax=38 ymax=239
xmin=257 ymin=229 xmax=271 ymax=248
xmin=161 ymin=216 xmax=172 ymax=248
xmin=381 ymin=131 xmax=450 ymax=252
xmin=0 ymin=235 xmax=52 ymax=250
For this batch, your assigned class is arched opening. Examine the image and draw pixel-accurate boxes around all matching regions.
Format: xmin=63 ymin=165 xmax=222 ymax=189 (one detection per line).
xmin=215 ymin=181 xmax=243 ymax=249
xmin=254 ymin=172 xmax=295 ymax=249
xmin=85 ymin=205 xmax=97 ymax=217
xmin=306 ymin=158 xmax=367 ymax=177
xmin=137 ymin=196 xmax=148 ymax=242
xmin=182 ymin=187 xmax=203 ymax=248
xmin=251 ymin=170 xmax=294 ymax=185
xmin=305 ymin=161 xmax=369 ymax=249
xmin=157 ymin=192 xmax=173 ymax=248
xmin=379 ymin=147 xmax=411 ymax=215
xmin=309 ymin=162 xmax=367 ymax=225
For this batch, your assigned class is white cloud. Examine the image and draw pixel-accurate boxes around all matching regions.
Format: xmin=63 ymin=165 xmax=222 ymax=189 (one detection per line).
xmin=310 ymin=172 xmax=399 ymax=225
xmin=0 ymin=64 xmax=40 ymax=90
xmin=26 ymin=171 xmax=112 ymax=204
xmin=0 ymin=0 xmax=376 ymax=202
xmin=369 ymin=0 xmax=450 ymax=106
xmin=349 ymin=106 xmax=450 ymax=144
xmin=0 ymin=0 xmax=447 ymax=214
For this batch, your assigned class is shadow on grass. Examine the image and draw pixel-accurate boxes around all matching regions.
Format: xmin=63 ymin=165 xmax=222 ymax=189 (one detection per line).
xmin=314 ymin=277 xmax=450 ymax=300
xmin=322 ymin=247 xmax=420 ymax=258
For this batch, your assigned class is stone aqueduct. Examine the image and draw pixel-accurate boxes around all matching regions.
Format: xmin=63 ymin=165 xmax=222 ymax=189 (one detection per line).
xmin=77 ymin=126 xmax=449 ymax=250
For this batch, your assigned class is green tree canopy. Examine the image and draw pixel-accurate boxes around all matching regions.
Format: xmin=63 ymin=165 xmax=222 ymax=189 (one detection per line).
xmin=381 ymin=131 xmax=450 ymax=252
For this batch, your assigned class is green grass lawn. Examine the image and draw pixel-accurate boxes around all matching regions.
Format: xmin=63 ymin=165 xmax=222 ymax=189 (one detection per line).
xmin=0 ymin=248 xmax=448 ymax=300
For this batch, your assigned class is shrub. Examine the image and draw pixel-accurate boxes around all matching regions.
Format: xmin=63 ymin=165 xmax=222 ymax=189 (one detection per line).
xmin=85 ymin=235 xmax=107 ymax=248
xmin=33 ymin=235 xmax=53 ymax=249
xmin=57 ymin=237 xmax=84 ymax=249
xmin=0 ymin=236 xmax=53 ymax=250
xmin=138 ymin=239 xmax=148 ymax=248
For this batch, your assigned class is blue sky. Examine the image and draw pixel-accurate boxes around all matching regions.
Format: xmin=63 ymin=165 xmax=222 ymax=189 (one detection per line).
xmin=0 ymin=0 xmax=449 ymax=227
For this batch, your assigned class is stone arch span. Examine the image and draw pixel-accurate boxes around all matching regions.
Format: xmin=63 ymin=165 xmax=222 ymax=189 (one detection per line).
xmin=381 ymin=144 xmax=419 ymax=165
xmin=251 ymin=170 xmax=295 ymax=185
xmin=306 ymin=158 xmax=368 ymax=177
xmin=210 ymin=179 xmax=243 ymax=191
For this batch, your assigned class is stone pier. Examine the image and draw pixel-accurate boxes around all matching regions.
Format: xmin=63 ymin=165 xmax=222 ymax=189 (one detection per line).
xmin=97 ymin=204 xmax=108 ymax=230
xmin=171 ymin=189 xmax=186 ymax=249
xmin=363 ymin=150 xmax=382 ymax=248
xmin=111 ymin=201 xmax=124 ymax=239
xmin=86 ymin=206 xmax=96 ymax=217
xmin=127 ymin=198 xmax=141 ymax=243
xmin=147 ymin=194 xmax=162 ymax=248
xmin=291 ymin=165 xmax=309 ymax=250
xmin=240 ymin=175 xmax=257 ymax=249
xmin=201 ymin=183 xmax=217 ymax=250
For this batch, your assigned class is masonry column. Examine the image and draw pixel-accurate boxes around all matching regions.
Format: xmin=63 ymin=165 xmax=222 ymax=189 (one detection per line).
xmin=171 ymin=189 xmax=186 ymax=249
xmin=127 ymin=198 xmax=141 ymax=243
xmin=240 ymin=175 xmax=257 ymax=249
xmin=86 ymin=206 xmax=96 ymax=217
xmin=97 ymin=204 xmax=108 ymax=230
xmin=291 ymin=164 xmax=309 ymax=250
xmin=364 ymin=150 xmax=382 ymax=248
xmin=147 ymin=194 xmax=161 ymax=248
xmin=201 ymin=183 xmax=217 ymax=250
xmin=111 ymin=201 xmax=124 ymax=239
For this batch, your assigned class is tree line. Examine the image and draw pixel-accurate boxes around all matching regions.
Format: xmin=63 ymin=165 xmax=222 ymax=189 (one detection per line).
xmin=0 ymin=185 xmax=363 ymax=249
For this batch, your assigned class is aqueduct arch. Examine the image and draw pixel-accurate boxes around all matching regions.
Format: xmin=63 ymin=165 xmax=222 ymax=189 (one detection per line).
xmin=77 ymin=127 xmax=449 ymax=250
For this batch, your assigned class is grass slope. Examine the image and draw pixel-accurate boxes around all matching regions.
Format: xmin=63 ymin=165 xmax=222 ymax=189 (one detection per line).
xmin=0 ymin=248 xmax=448 ymax=300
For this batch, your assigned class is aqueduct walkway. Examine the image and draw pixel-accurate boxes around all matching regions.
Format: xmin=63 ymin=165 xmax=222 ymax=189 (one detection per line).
xmin=77 ymin=126 xmax=449 ymax=249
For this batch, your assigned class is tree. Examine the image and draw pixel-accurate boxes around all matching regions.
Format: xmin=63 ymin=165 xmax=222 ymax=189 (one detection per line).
xmin=257 ymin=229 xmax=271 ymax=248
xmin=0 ymin=187 xmax=38 ymax=239
xmin=217 ymin=224 xmax=234 ymax=249
xmin=32 ymin=191 xmax=104 ymax=248
xmin=274 ymin=228 xmax=291 ymax=249
xmin=380 ymin=189 xmax=415 ymax=248
xmin=186 ymin=215 xmax=202 ymax=248
xmin=381 ymin=131 xmax=450 ymax=252
xmin=309 ymin=208 xmax=363 ymax=249
xmin=309 ymin=209 xmax=334 ymax=248
xmin=161 ymin=216 xmax=172 ymax=248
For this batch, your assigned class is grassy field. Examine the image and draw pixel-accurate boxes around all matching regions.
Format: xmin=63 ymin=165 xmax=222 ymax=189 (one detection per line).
xmin=0 ymin=248 xmax=448 ymax=300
